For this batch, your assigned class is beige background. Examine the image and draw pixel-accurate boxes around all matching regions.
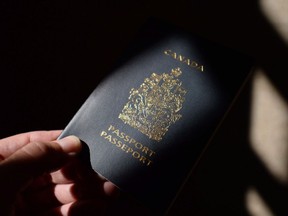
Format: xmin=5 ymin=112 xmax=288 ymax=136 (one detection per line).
xmin=167 ymin=0 xmax=288 ymax=215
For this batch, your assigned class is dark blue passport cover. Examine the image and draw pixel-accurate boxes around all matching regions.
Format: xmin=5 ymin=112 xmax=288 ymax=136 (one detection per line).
xmin=58 ymin=19 xmax=253 ymax=214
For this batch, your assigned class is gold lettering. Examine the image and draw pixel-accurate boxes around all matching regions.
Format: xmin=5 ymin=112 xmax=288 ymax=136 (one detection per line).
xmin=148 ymin=150 xmax=156 ymax=157
xmin=124 ymin=135 xmax=130 ymax=142
xmin=108 ymin=125 xmax=115 ymax=131
xmin=142 ymin=146 xmax=149 ymax=155
xmin=172 ymin=52 xmax=177 ymax=59
xmin=135 ymin=142 xmax=143 ymax=149
xmin=121 ymin=144 xmax=128 ymax=151
xmin=129 ymin=138 xmax=136 ymax=144
xmin=139 ymin=155 xmax=153 ymax=166
xmin=146 ymin=159 xmax=152 ymax=166
xmin=100 ymin=131 xmax=107 ymax=137
xmin=116 ymin=140 xmax=122 ymax=148
xmin=164 ymin=50 xmax=173 ymax=56
xmin=104 ymin=135 xmax=112 ymax=143
xmin=183 ymin=58 xmax=190 ymax=65
xmin=190 ymin=61 xmax=198 ymax=67
xmin=176 ymin=55 xmax=184 ymax=62
xmin=120 ymin=132 xmax=125 ymax=139
xmin=139 ymin=155 xmax=147 ymax=164
xmin=100 ymin=125 xmax=156 ymax=166
xmin=132 ymin=151 xmax=140 ymax=159
xmin=112 ymin=129 xmax=120 ymax=137
xmin=126 ymin=147 xmax=133 ymax=153
xmin=163 ymin=50 xmax=204 ymax=72
xmin=112 ymin=138 xmax=117 ymax=145
xmin=198 ymin=65 xmax=204 ymax=72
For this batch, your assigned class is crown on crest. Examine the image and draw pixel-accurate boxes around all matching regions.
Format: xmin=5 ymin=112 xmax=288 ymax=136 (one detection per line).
xmin=119 ymin=68 xmax=187 ymax=142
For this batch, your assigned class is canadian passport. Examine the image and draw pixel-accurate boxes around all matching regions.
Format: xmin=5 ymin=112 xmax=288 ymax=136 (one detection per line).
xmin=58 ymin=19 xmax=253 ymax=215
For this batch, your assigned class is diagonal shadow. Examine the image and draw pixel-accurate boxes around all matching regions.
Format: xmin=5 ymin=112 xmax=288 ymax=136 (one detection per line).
xmin=167 ymin=75 xmax=288 ymax=216
xmin=165 ymin=0 xmax=288 ymax=215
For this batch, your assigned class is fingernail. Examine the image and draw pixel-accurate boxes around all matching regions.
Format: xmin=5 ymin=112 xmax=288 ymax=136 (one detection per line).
xmin=57 ymin=136 xmax=82 ymax=154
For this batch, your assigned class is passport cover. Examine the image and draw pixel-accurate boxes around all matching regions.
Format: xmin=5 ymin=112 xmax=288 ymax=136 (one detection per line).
xmin=58 ymin=19 xmax=253 ymax=214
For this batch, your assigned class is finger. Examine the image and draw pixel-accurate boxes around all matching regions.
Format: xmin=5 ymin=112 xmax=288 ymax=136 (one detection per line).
xmin=21 ymin=184 xmax=61 ymax=211
xmin=50 ymin=158 xmax=96 ymax=185
xmin=44 ymin=199 xmax=108 ymax=216
xmin=24 ymin=173 xmax=53 ymax=192
xmin=63 ymin=199 xmax=108 ymax=216
xmin=22 ymin=181 xmax=108 ymax=212
xmin=84 ymin=173 xmax=119 ymax=198
xmin=0 ymin=136 xmax=81 ymax=195
xmin=49 ymin=163 xmax=119 ymax=197
xmin=23 ymin=184 xmax=76 ymax=209
xmin=24 ymin=160 xmax=85 ymax=192
xmin=0 ymin=130 xmax=62 ymax=159
xmin=25 ymin=179 xmax=119 ymax=208
xmin=25 ymin=160 xmax=91 ymax=191
xmin=50 ymin=167 xmax=76 ymax=185
xmin=26 ymin=180 xmax=108 ymax=205
xmin=104 ymin=181 xmax=119 ymax=198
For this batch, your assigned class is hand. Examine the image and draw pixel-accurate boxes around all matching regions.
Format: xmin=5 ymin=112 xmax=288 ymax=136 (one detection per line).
xmin=0 ymin=131 xmax=118 ymax=216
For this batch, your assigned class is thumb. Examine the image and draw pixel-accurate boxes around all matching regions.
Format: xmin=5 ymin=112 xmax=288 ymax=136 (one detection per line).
xmin=0 ymin=136 xmax=82 ymax=192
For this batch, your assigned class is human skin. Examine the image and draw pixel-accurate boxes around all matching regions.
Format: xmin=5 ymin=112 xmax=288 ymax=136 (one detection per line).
xmin=0 ymin=131 xmax=118 ymax=216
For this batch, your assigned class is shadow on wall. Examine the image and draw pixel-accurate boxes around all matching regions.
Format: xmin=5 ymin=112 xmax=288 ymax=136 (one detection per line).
xmin=165 ymin=0 xmax=288 ymax=215
xmin=1 ymin=0 xmax=288 ymax=215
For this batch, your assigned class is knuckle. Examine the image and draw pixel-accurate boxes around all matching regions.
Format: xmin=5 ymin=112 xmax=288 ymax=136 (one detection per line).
xmin=27 ymin=141 xmax=62 ymax=158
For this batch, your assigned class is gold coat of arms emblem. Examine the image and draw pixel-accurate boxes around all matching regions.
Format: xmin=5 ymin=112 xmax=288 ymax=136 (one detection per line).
xmin=119 ymin=68 xmax=187 ymax=141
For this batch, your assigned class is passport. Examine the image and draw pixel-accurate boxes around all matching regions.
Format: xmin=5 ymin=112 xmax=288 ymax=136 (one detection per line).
xmin=58 ymin=19 xmax=253 ymax=215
